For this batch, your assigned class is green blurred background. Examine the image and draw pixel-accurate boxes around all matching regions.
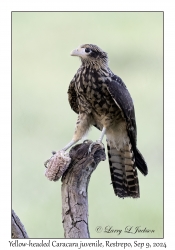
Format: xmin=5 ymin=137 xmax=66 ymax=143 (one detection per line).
xmin=12 ymin=12 xmax=163 ymax=238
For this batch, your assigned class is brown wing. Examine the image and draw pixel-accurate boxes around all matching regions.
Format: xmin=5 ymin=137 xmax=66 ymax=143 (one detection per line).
xmin=67 ymin=80 xmax=79 ymax=114
xmin=104 ymin=76 xmax=148 ymax=176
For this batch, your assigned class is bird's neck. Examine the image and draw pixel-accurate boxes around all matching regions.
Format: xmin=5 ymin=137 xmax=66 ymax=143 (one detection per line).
xmin=80 ymin=62 xmax=114 ymax=78
xmin=81 ymin=57 xmax=108 ymax=69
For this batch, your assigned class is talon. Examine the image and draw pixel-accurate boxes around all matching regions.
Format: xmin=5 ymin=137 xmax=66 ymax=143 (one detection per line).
xmin=88 ymin=140 xmax=104 ymax=153
xmin=83 ymin=139 xmax=93 ymax=144
xmin=88 ymin=142 xmax=95 ymax=153
xmin=44 ymin=159 xmax=49 ymax=168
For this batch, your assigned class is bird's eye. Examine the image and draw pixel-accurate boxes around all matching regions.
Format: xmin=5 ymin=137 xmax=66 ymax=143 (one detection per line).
xmin=85 ymin=48 xmax=91 ymax=53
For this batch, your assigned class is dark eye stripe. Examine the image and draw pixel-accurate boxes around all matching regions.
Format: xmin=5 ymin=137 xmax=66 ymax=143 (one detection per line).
xmin=89 ymin=50 xmax=98 ymax=58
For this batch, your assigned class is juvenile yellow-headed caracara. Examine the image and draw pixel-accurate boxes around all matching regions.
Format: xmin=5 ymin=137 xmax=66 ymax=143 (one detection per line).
xmin=62 ymin=44 xmax=148 ymax=198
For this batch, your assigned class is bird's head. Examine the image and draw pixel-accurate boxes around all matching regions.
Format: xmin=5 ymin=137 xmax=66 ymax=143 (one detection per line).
xmin=70 ymin=44 xmax=108 ymax=68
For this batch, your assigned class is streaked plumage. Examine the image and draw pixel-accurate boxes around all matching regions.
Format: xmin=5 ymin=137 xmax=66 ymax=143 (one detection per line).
xmin=65 ymin=44 xmax=148 ymax=198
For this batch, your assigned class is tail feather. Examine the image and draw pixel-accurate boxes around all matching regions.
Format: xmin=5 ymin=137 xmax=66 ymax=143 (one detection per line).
xmin=135 ymin=148 xmax=148 ymax=176
xmin=107 ymin=142 xmax=140 ymax=198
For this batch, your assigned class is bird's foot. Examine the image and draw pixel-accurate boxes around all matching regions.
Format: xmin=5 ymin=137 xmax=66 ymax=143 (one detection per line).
xmin=88 ymin=140 xmax=104 ymax=153
xmin=83 ymin=139 xmax=93 ymax=144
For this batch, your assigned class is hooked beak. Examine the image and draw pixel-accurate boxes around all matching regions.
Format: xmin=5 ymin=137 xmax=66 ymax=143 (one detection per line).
xmin=70 ymin=49 xmax=79 ymax=56
xmin=70 ymin=47 xmax=85 ymax=57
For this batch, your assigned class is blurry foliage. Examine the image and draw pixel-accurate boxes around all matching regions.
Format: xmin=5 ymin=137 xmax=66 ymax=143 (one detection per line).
xmin=12 ymin=12 xmax=163 ymax=238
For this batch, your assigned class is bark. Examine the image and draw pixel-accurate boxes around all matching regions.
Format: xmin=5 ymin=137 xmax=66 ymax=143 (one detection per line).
xmin=12 ymin=209 xmax=29 ymax=238
xmin=61 ymin=141 xmax=106 ymax=238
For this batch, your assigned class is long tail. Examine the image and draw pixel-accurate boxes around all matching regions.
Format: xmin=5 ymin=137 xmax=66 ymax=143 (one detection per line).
xmin=135 ymin=147 xmax=148 ymax=176
xmin=107 ymin=142 xmax=140 ymax=198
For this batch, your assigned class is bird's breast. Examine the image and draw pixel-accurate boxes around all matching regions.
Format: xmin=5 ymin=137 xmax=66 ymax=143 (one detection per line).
xmin=75 ymin=73 xmax=123 ymax=128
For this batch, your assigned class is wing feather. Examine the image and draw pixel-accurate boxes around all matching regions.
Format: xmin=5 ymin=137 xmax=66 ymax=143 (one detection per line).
xmin=68 ymin=80 xmax=79 ymax=114
xmin=104 ymin=76 xmax=148 ymax=176
xmin=105 ymin=76 xmax=137 ymax=150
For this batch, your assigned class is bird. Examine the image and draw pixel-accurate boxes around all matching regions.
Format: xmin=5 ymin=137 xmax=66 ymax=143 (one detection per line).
xmin=61 ymin=44 xmax=148 ymax=198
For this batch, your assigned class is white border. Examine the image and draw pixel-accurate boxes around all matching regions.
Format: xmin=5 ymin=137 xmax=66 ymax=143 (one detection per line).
xmin=0 ymin=1 xmax=174 ymax=249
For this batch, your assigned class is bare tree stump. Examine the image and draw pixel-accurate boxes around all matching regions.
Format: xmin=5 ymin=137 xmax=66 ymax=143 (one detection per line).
xmin=12 ymin=209 xmax=29 ymax=238
xmin=61 ymin=141 xmax=106 ymax=238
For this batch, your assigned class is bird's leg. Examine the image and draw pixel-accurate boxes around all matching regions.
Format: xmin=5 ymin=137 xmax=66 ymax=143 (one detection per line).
xmin=98 ymin=127 xmax=106 ymax=142
xmin=88 ymin=127 xmax=106 ymax=152
xmin=61 ymin=140 xmax=79 ymax=151
xmin=61 ymin=113 xmax=91 ymax=151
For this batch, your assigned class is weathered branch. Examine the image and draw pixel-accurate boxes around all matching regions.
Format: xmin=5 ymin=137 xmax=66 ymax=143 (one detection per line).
xmin=12 ymin=209 xmax=29 ymax=238
xmin=61 ymin=141 xmax=106 ymax=238
xmin=45 ymin=140 xmax=106 ymax=238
